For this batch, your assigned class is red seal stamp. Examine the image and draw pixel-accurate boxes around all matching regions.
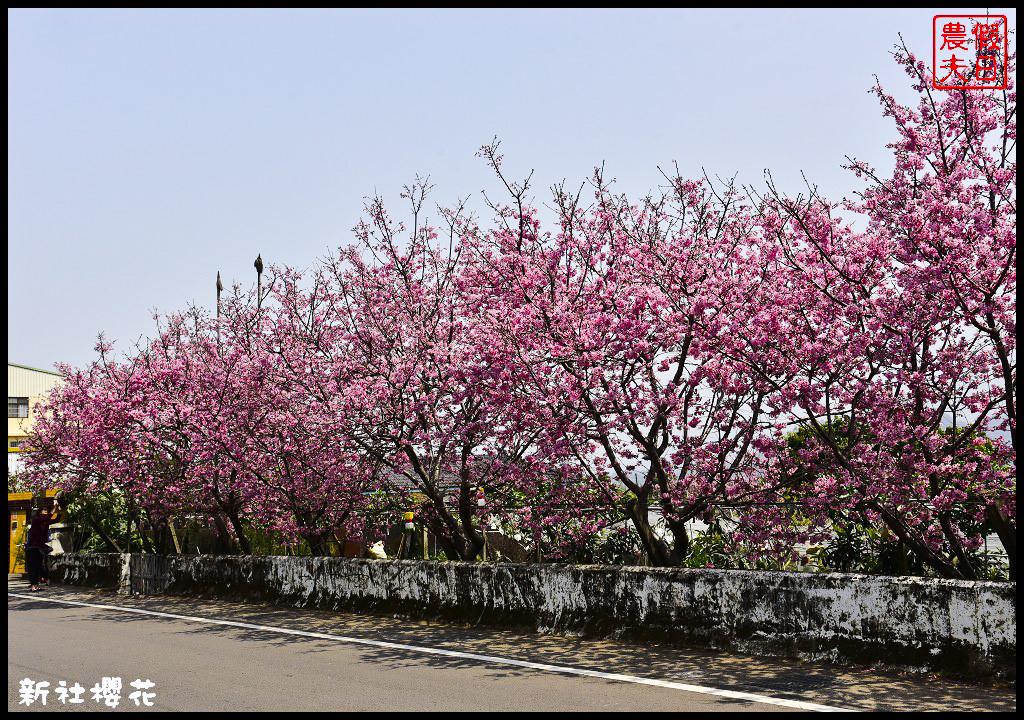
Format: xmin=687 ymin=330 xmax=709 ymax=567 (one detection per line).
xmin=933 ymin=15 xmax=1008 ymax=89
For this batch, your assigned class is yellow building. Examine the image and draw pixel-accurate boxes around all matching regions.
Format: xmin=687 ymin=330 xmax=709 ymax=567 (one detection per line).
xmin=8 ymin=363 xmax=64 ymax=573
xmin=8 ymin=362 xmax=63 ymax=478
xmin=8 ymin=489 xmax=59 ymax=574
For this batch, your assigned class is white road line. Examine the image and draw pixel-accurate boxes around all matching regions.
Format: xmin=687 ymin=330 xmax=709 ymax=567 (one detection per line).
xmin=9 ymin=592 xmax=854 ymax=712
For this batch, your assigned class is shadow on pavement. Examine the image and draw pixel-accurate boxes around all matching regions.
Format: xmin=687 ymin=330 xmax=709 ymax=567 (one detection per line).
xmin=8 ymin=580 xmax=1016 ymax=713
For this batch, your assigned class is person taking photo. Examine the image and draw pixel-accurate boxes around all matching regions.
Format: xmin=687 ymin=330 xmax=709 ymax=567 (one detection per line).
xmin=25 ymin=496 xmax=61 ymax=592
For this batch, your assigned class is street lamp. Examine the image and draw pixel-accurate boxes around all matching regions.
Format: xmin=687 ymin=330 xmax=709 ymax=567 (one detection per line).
xmin=216 ymin=271 xmax=223 ymax=348
xmin=254 ymin=254 xmax=264 ymax=309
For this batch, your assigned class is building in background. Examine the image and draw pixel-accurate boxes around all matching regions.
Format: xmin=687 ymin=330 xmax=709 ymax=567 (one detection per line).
xmin=8 ymin=363 xmax=64 ymax=573
xmin=8 ymin=362 xmax=63 ymax=478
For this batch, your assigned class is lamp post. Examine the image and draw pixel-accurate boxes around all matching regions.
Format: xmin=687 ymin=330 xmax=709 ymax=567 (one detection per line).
xmin=254 ymin=254 xmax=263 ymax=309
xmin=216 ymin=271 xmax=223 ymax=349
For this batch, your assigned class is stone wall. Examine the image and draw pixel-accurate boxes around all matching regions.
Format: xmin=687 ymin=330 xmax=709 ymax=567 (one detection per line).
xmin=51 ymin=552 xmax=129 ymax=592
xmin=49 ymin=554 xmax=1016 ymax=679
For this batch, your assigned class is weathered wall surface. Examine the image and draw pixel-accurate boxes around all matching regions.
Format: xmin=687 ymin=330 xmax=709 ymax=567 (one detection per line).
xmin=51 ymin=552 xmax=129 ymax=592
xmin=49 ymin=554 xmax=1016 ymax=680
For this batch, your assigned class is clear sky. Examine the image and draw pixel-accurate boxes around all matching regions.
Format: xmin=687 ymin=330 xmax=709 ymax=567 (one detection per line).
xmin=8 ymin=8 xmax=1017 ymax=372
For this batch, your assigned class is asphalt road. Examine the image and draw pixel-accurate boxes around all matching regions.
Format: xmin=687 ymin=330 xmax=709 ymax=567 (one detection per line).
xmin=7 ymin=582 xmax=1017 ymax=712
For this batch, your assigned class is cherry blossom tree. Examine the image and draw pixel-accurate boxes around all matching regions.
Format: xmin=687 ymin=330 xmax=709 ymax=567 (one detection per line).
xmin=21 ymin=42 xmax=1013 ymax=576
xmin=460 ymin=144 xmax=792 ymax=566
xmin=741 ymin=43 xmax=1016 ymax=579
xmin=273 ymin=179 xmax=566 ymax=561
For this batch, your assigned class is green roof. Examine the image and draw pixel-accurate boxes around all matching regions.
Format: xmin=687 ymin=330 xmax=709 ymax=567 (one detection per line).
xmin=8 ymin=362 xmax=63 ymax=377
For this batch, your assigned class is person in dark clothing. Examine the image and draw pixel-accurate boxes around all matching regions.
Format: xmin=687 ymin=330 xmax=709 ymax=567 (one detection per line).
xmin=40 ymin=524 xmax=52 ymax=585
xmin=26 ymin=499 xmax=60 ymax=591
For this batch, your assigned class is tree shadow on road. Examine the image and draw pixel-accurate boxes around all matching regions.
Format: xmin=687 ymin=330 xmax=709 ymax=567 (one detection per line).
xmin=8 ymin=584 xmax=1016 ymax=713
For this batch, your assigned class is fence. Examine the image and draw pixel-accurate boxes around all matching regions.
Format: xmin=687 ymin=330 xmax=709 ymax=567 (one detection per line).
xmin=128 ymin=553 xmax=170 ymax=595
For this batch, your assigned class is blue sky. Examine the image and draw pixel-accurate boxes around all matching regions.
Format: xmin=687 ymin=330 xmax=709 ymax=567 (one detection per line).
xmin=8 ymin=9 xmax=1016 ymax=372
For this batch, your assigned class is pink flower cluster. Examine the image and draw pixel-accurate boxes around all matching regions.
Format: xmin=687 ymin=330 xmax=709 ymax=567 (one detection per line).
xmin=23 ymin=47 xmax=1015 ymax=576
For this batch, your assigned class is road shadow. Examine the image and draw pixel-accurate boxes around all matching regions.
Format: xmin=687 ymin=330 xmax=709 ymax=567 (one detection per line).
xmin=8 ymin=583 xmax=1016 ymax=712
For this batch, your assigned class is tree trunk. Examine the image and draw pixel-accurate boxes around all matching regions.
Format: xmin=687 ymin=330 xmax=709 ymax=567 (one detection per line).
xmin=86 ymin=512 xmax=123 ymax=553
xmin=456 ymin=486 xmax=485 ymax=560
xmin=135 ymin=514 xmax=154 ymax=554
xmin=986 ymin=504 xmax=1016 ymax=581
xmin=868 ymin=501 xmax=965 ymax=579
xmin=424 ymin=517 xmax=471 ymax=561
xmin=212 ymin=514 xmax=235 ymax=554
xmin=306 ymin=532 xmax=332 ymax=556
xmin=625 ymin=498 xmax=675 ymax=567
xmin=224 ymin=508 xmax=252 ymax=555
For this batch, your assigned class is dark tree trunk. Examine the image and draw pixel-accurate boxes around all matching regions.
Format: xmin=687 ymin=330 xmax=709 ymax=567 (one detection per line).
xmin=625 ymin=498 xmax=677 ymax=567
xmin=986 ymin=504 xmax=1016 ymax=581
xmin=224 ymin=508 xmax=252 ymax=556
xmin=86 ymin=512 xmax=122 ymax=553
xmin=211 ymin=514 xmax=235 ymax=554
